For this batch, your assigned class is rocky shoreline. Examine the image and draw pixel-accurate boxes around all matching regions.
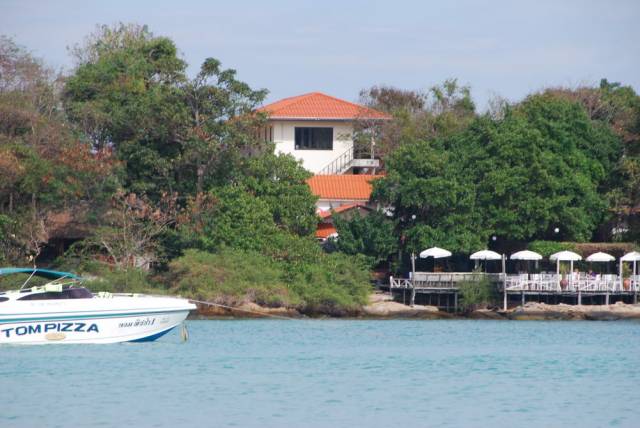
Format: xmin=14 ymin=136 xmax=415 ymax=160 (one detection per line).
xmin=192 ymin=293 xmax=640 ymax=321
xmin=505 ymin=301 xmax=640 ymax=321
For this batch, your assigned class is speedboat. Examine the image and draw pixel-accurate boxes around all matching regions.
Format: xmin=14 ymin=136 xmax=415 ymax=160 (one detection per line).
xmin=0 ymin=268 xmax=196 ymax=345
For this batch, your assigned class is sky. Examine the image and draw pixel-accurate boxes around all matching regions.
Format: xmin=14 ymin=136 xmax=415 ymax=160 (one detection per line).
xmin=2 ymin=0 xmax=639 ymax=109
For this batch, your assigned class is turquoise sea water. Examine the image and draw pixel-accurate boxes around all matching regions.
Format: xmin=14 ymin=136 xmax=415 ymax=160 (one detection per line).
xmin=1 ymin=319 xmax=639 ymax=427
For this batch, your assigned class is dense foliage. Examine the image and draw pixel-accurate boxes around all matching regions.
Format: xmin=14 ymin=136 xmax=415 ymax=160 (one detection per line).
xmin=167 ymin=249 xmax=371 ymax=315
xmin=331 ymin=211 xmax=398 ymax=265
xmin=0 ymin=36 xmax=118 ymax=261
xmin=370 ymin=85 xmax=638 ymax=263
xmin=453 ymin=94 xmax=620 ymax=242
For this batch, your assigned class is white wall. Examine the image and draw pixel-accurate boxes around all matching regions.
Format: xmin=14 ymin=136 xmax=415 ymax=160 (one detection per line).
xmin=270 ymin=120 xmax=354 ymax=173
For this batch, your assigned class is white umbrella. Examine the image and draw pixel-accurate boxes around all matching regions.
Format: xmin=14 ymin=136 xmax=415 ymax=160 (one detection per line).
xmin=419 ymin=247 xmax=452 ymax=259
xmin=549 ymin=251 xmax=582 ymax=261
xmin=470 ymin=250 xmax=502 ymax=273
xmin=419 ymin=247 xmax=452 ymax=272
xmin=510 ymin=250 xmax=543 ymax=261
xmin=510 ymin=250 xmax=543 ymax=275
xmin=470 ymin=250 xmax=502 ymax=260
xmin=620 ymin=251 xmax=640 ymax=291
xmin=550 ymin=251 xmax=582 ymax=289
xmin=585 ymin=252 xmax=615 ymax=276
xmin=585 ymin=252 xmax=615 ymax=262
xmin=620 ymin=251 xmax=640 ymax=261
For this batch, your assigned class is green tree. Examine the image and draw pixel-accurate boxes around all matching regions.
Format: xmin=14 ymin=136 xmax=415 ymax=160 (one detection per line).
xmin=452 ymin=94 xmax=619 ymax=242
xmin=332 ymin=210 xmax=397 ymax=265
xmin=64 ymin=23 xmax=188 ymax=196
xmin=0 ymin=36 xmax=117 ymax=262
xmin=239 ymin=152 xmax=318 ymax=236
xmin=178 ymin=58 xmax=268 ymax=194
xmin=357 ymin=79 xmax=477 ymax=167
xmin=179 ymin=185 xmax=280 ymax=253
xmin=540 ymin=81 xmax=639 ymax=242
xmin=373 ymin=139 xmax=486 ymax=254
xmin=64 ymin=24 xmax=269 ymax=198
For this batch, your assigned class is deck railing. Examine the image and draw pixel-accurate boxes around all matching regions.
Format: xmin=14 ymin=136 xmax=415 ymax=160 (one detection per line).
xmin=503 ymin=274 xmax=640 ymax=293
xmin=390 ymin=273 xmax=640 ymax=293
xmin=390 ymin=273 xmax=504 ymax=289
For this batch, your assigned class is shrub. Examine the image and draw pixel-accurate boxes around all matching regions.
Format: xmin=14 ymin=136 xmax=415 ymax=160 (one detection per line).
xmin=165 ymin=248 xmax=372 ymax=314
xmin=83 ymin=267 xmax=163 ymax=294
xmin=528 ymin=240 xmax=577 ymax=257
xmin=287 ymin=253 xmax=372 ymax=315
xmin=166 ymin=248 xmax=293 ymax=307
xmin=458 ymin=274 xmax=499 ymax=312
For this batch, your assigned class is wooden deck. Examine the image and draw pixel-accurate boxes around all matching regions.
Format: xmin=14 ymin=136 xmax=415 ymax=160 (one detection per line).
xmin=389 ymin=272 xmax=640 ymax=310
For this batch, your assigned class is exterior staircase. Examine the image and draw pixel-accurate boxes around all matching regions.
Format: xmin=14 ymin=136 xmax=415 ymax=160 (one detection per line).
xmin=317 ymin=144 xmax=380 ymax=175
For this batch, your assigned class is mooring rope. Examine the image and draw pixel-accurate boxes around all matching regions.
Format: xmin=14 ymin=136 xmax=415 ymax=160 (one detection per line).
xmin=188 ymin=299 xmax=298 ymax=321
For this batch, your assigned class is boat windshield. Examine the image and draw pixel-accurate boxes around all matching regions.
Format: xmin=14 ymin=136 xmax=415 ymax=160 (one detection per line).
xmin=17 ymin=287 xmax=93 ymax=301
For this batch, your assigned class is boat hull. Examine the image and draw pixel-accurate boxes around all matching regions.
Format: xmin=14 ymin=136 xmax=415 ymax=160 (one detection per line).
xmin=0 ymin=296 xmax=195 ymax=345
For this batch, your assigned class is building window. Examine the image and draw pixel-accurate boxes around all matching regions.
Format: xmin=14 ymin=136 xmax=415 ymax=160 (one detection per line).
xmin=295 ymin=127 xmax=333 ymax=150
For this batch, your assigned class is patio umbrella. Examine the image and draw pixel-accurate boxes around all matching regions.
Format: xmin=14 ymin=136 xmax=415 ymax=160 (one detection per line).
xmin=620 ymin=251 xmax=640 ymax=261
xmin=419 ymin=247 xmax=452 ymax=272
xmin=585 ymin=252 xmax=615 ymax=262
xmin=470 ymin=250 xmax=502 ymax=260
xmin=510 ymin=250 xmax=543 ymax=274
xmin=620 ymin=251 xmax=640 ymax=290
xmin=550 ymin=251 xmax=582 ymax=288
xmin=585 ymin=252 xmax=615 ymax=275
xmin=510 ymin=250 xmax=543 ymax=261
xmin=419 ymin=247 xmax=452 ymax=259
xmin=470 ymin=250 xmax=502 ymax=272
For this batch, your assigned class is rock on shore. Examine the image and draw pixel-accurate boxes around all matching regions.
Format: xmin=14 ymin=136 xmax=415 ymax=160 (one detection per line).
xmin=194 ymin=301 xmax=301 ymax=318
xmin=361 ymin=293 xmax=447 ymax=319
xmin=193 ymin=292 xmax=447 ymax=319
xmin=506 ymin=301 xmax=640 ymax=321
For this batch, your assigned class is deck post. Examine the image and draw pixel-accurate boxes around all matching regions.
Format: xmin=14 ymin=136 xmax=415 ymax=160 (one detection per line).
xmin=605 ymin=290 xmax=609 ymax=305
xmin=503 ymin=289 xmax=507 ymax=311
xmin=521 ymin=291 xmax=525 ymax=306
xmin=578 ymin=289 xmax=582 ymax=306
xmin=410 ymin=252 xmax=416 ymax=307
xmin=454 ymin=292 xmax=458 ymax=313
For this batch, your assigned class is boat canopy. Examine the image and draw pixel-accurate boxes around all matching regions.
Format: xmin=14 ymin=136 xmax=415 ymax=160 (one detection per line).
xmin=0 ymin=268 xmax=82 ymax=280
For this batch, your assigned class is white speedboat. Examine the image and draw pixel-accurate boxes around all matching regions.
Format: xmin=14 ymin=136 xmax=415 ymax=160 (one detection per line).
xmin=0 ymin=268 xmax=196 ymax=345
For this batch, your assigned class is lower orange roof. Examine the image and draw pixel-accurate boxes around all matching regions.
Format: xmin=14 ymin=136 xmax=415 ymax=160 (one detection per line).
xmin=307 ymin=175 xmax=382 ymax=200
xmin=318 ymin=203 xmax=370 ymax=219
xmin=315 ymin=223 xmax=337 ymax=239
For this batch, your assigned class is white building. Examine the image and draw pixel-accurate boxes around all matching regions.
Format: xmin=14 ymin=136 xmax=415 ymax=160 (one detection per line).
xmin=257 ymin=92 xmax=390 ymax=174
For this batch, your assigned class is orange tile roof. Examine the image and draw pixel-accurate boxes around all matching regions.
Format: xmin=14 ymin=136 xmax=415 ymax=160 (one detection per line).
xmin=318 ymin=203 xmax=368 ymax=219
xmin=257 ymin=92 xmax=391 ymax=121
xmin=307 ymin=175 xmax=383 ymax=200
xmin=315 ymin=223 xmax=337 ymax=239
